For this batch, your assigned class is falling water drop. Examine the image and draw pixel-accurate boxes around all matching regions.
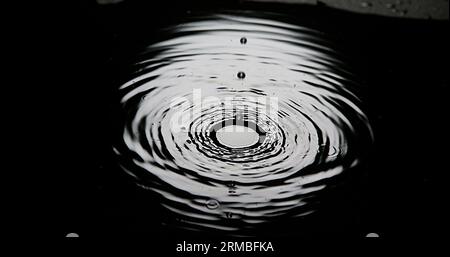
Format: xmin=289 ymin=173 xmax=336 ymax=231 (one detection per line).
xmin=240 ymin=37 xmax=247 ymax=44
xmin=237 ymin=71 xmax=246 ymax=79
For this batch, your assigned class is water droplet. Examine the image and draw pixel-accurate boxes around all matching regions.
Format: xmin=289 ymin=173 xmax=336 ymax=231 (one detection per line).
xmin=66 ymin=233 xmax=79 ymax=238
xmin=240 ymin=37 xmax=247 ymax=44
xmin=366 ymin=233 xmax=380 ymax=237
xmin=206 ymin=199 xmax=219 ymax=209
xmin=237 ymin=71 xmax=246 ymax=79
xmin=186 ymin=139 xmax=192 ymax=144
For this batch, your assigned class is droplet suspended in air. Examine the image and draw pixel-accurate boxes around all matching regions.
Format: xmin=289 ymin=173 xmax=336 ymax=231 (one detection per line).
xmin=237 ymin=71 xmax=246 ymax=79
xmin=240 ymin=37 xmax=247 ymax=44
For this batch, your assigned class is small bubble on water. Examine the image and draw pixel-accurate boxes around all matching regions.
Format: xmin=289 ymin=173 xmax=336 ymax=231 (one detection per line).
xmin=206 ymin=199 xmax=219 ymax=209
xmin=240 ymin=37 xmax=247 ymax=44
xmin=237 ymin=71 xmax=246 ymax=79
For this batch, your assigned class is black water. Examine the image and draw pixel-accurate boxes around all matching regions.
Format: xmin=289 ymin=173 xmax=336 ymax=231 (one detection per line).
xmin=48 ymin=0 xmax=447 ymax=247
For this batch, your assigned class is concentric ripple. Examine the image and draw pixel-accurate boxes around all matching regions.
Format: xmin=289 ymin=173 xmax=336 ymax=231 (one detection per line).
xmin=113 ymin=13 xmax=373 ymax=234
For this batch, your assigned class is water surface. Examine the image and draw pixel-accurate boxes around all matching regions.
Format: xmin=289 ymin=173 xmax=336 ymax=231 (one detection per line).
xmin=113 ymin=13 xmax=373 ymax=235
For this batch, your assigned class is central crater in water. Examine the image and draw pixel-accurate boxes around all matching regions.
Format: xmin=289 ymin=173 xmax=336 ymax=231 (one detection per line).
xmin=113 ymin=12 xmax=373 ymax=235
xmin=215 ymin=125 xmax=260 ymax=148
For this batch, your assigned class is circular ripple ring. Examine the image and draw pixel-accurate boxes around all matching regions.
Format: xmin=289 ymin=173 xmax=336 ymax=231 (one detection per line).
xmin=113 ymin=13 xmax=373 ymax=234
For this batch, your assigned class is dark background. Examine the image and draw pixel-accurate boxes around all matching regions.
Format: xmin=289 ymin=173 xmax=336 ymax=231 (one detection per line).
xmin=32 ymin=0 xmax=447 ymax=249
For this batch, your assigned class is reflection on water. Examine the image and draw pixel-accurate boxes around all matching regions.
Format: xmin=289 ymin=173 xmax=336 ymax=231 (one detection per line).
xmin=113 ymin=13 xmax=373 ymax=235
